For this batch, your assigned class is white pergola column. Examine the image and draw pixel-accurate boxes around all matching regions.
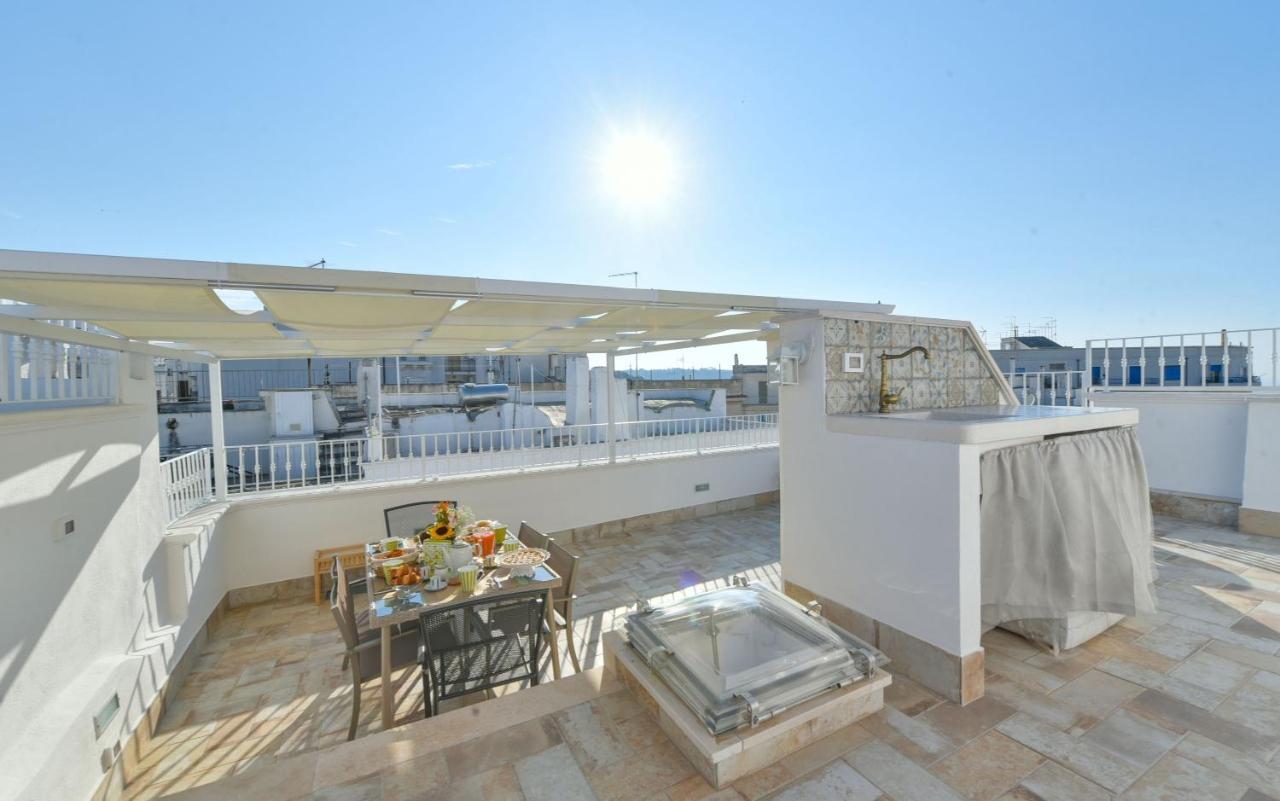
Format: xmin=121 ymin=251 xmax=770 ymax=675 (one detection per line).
xmin=606 ymin=351 xmax=617 ymax=464
xmin=209 ymin=360 xmax=228 ymax=501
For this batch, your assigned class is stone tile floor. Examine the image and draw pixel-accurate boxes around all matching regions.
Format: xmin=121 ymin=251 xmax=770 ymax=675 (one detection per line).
xmin=128 ymin=506 xmax=1280 ymax=800
xmin=123 ymin=504 xmax=780 ymax=799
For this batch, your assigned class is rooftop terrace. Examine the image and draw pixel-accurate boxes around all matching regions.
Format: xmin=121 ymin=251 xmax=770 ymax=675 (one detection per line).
xmin=3 ymin=249 xmax=1280 ymax=801
xmin=120 ymin=506 xmax=1280 ymax=801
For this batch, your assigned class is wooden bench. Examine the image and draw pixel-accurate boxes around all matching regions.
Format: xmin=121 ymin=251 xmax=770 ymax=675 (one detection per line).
xmin=314 ymin=544 xmax=367 ymax=604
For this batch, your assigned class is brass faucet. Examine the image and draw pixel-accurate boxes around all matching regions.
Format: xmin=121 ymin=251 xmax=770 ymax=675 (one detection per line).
xmin=879 ymin=346 xmax=930 ymax=413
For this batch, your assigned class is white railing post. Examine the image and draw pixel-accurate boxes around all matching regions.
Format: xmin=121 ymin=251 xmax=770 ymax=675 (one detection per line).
xmin=606 ymin=351 xmax=617 ymax=464
xmin=209 ymin=361 xmax=228 ymax=501
xmin=1083 ymin=341 xmax=1093 ymax=408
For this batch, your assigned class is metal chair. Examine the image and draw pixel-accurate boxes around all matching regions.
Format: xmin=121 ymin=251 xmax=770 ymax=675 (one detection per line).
xmin=384 ymin=500 xmax=457 ymax=540
xmin=330 ymin=559 xmax=419 ymax=739
xmin=418 ymin=590 xmax=546 ymax=717
xmin=545 ymin=538 xmax=583 ymax=673
xmin=518 ymin=520 xmax=551 ymax=550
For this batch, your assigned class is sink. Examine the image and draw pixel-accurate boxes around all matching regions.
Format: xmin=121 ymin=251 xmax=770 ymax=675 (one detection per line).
xmin=828 ymin=403 xmax=1139 ymax=444
xmin=891 ymin=407 xmax=1026 ymax=422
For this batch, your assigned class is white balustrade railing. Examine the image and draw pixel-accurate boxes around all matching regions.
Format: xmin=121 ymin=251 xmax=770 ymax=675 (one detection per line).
xmin=1006 ymin=370 xmax=1085 ymax=406
xmin=162 ymin=448 xmax=214 ymax=523
xmin=0 ymin=323 xmax=118 ymax=410
xmin=219 ymin=413 xmax=778 ymax=497
xmin=1084 ymin=327 xmax=1277 ymax=404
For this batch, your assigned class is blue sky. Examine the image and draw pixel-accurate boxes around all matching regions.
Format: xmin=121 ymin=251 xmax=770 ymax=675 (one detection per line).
xmin=2 ymin=2 xmax=1278 ymax=367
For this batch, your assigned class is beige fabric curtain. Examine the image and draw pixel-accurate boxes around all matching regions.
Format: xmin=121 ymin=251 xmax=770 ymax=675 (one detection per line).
xmin=980 ymin=427 xmax=1157 ymax=634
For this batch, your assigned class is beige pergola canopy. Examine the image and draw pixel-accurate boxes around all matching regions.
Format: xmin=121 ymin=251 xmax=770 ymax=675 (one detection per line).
xmin=0 ymin=249 xmax=894 ymax=361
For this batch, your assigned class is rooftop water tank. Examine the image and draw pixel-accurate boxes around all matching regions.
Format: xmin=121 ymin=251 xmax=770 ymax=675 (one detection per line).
xmin=457 ymin=383 xmax=510 ymax=409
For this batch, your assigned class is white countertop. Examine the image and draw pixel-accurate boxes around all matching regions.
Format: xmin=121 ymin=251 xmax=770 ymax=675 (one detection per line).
xmin=826 ymin=404 xmax=1139 ymax=444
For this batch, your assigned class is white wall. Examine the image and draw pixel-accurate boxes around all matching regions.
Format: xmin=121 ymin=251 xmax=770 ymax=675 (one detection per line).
xmin=0 ymin=369 xmax=223 ymax=801
xmin=778 ymin=318 xmax=981 ymax=656
xmin=220 ymin=447 xmax=778 ymax=590
xmin=1092 ymin=390 xmax=1249 ymax=500
xmin=158 ymin=408 xmax=270 ymax=451
xmin=1242 ymin=395 xmax=1280 ymax=515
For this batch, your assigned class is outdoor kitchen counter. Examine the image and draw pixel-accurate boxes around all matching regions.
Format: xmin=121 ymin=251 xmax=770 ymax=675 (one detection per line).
xmin=827 ymin=403 xmax=1138 ymax=445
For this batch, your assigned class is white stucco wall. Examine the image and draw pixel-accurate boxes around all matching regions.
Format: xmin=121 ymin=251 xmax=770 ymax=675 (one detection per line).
xmin=1091 ymin=390 xmax=1249 ymax=501
xmin=158 ymin=407 xmax=271 ymax=451
xmin=0 ymin=371 xmax=224 ymax=801
xmin=1242 ymin=395 xmax=1280 ymax=515
xmin=220 ymin=446 xmax=779 ymax=590
xmin=778 ymin=317 xmax=981 ymax=656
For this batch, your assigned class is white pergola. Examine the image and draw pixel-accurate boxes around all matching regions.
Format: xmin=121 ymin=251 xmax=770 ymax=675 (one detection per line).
xmin=0 ymin=248 xmax=894 ymax=495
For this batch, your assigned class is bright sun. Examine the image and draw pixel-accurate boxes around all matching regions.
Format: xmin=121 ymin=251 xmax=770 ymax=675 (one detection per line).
xmin=598 ymin=131 xmax=678 ymax=211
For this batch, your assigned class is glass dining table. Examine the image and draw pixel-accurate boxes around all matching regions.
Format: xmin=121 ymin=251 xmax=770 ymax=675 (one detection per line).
xmin=363 ymin=540 xmax=563 ymax=729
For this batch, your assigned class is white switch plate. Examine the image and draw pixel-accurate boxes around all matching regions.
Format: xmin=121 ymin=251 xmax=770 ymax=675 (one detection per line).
xmin=842 ymin=352 xmax=865 ymax=373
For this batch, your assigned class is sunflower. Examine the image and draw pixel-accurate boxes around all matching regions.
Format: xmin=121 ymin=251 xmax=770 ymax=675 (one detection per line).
xmin=428 ymin=523 xmax=455 ymax=541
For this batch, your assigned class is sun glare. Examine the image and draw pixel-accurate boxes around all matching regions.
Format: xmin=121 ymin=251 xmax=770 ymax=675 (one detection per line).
xmin=598 ymin=130 xmax=678 ymax=211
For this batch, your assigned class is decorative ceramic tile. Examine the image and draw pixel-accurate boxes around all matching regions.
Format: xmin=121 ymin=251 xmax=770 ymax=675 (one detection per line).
xmin=823 ymin=318 xmax=848 ymax=346
xmin=980 ymin=378 xmax=1000 ymax=405
xmin=824 ymin=348 xmax=844 ymax=380
xmin=910 ymin=325 xmax=930 ymax=348
xmin=847 ymin=390 xmax=870 ymax=414
xmin=888 ymin=354 xmax=913 ymax=381
xmin=962 ymin=350 xmax=981 ymax=379
xmin=871 ymin=322 xmax=891 ymax=346
xmin=929 ymin=327 xmax=949 ymax=354
xmin=945 ymin=380 xmax=964 ymax=406
xmin=927 ymin=355 xmax=948 ymax=380
xmin=825 ymin=380 xmax=854 ymax=415
xmin=847 ymin=320 xmax=870 ymax=349
xmin=946 ymin=327 xmax=963 ymax=352
xmin=910 ymin=379 xmax=934 ymax=409
xmin=890 ymin=323 xmax=911 ymax=347
xmin=963 ymin=379 xmax=981 ymax=405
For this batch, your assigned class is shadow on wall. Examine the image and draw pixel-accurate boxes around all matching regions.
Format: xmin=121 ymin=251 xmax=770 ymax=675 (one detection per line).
xmin=0 ymin=423 xmax=203 ymax=794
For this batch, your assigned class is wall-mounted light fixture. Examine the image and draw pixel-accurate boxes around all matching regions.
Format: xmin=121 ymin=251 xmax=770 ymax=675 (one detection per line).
xmin=769 ymin=341 xmax=808 ymax=385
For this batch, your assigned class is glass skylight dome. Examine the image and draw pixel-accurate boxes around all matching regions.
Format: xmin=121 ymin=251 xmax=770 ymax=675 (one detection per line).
xmin=625 ymin=582 xmax=887 ymax=735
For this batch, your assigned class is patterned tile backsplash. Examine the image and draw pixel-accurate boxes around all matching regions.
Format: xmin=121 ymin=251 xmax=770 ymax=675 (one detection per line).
xmin=823 ymin=317 xmax=1004 ymax=414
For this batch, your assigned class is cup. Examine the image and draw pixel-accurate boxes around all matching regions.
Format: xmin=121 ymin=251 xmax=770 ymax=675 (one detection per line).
xmin=494 ymin=525 xmax=508 ymax=548
xmin=502 ymin=539 xmax=520 ymax=553
xmin=426 ymin=574 xmax=448 ymax=591
xmin=457 ymin=564 xmax=480 ymax=592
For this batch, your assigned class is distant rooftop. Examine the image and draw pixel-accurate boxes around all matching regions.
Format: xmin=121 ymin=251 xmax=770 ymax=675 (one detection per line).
xmin=1000 ymin=335 xmax=1063 ymax=349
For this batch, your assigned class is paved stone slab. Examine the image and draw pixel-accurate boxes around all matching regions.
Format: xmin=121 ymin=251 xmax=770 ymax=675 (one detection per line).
xmin=1125 ymin=688 xmax=1279 ymax=759
xmin=1119 ymin=753 xmax=1247 ymax=801
xmin=995 ymin=713 xmax=1139 ymax=793
xmin=1004 ymin=761 xmax=1113 ymax=801
xmin=771 ymin=761 xmax=882 ymax=801
xmin=846 ymin=740 xmax=965 ymax=801
xmin=930 ymin=730 xmax=1044 ymax=801
xmin=515 ymin=743 xmax=596 ymax=801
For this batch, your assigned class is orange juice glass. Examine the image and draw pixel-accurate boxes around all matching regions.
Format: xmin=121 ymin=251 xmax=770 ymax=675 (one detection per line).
xmin=474 ymin=529 xmax=496 ymax=557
